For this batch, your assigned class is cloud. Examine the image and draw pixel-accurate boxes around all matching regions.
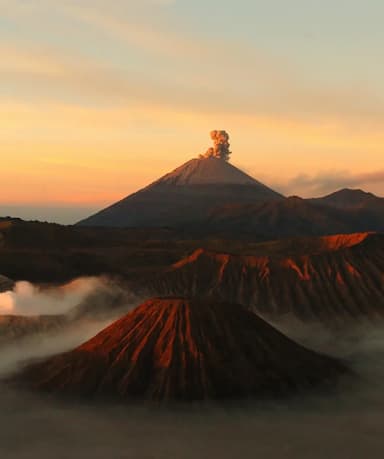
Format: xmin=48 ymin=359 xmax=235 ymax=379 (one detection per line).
xmin=0 ymin=277 xmax=107 ymax=316
xmin=150 ymin=0 xmax=176 ymax=4
xmin=0 ymin=43 xmax=157 ymax=106
xmin=275 ymin=170 xmax=384 ymax=197
xmin=2 ymin=317 xmax=384 ymax=457
xmin=0 ymin=318 xmax=112 ymax=377
xmin=51 ymin=3 xmax=384 ymax=124
xmin=2 ymin=4 xmax=384 ymax=124
xmin=0 ymin=47 xmax=65 ymax=76
xmin=69 ymin=6 xmax=384 ymax=120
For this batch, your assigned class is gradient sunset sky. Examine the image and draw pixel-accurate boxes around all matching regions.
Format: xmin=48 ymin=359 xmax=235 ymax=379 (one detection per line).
xmin=1 ymin=0 xmax=384 ymax=223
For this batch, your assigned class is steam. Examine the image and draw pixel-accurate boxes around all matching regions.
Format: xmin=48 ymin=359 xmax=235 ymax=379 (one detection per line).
xmin=200 ymin=130 xmax=231 ymax=161
xmin=2 ymin=319 xmax=384 ymax=458
xmin=0 ymin=277 xmax=140 ymax=374
xmin=0 ymin=277 xmax=109 ymax=316
xmin=0 ymin=318 xmax=113 ymax=377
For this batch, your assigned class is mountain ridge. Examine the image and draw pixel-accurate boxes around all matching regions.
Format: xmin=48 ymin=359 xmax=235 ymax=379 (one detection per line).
xmin=146 ymin=233 xmax=384 ymax=325
xmin=310 ymin=188 xmax=384 ymax=209
xmin=197 ymin=194 xmax=384 ymax=237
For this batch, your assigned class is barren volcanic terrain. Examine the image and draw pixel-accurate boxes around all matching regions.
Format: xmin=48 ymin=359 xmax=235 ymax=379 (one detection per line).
xmin=13 ymin=298 xmax=347 ymax=401
xmin=2 ymin=215 xmax=384 ymax=328
xmin=147 ymin=233 xmax=384 ymax=325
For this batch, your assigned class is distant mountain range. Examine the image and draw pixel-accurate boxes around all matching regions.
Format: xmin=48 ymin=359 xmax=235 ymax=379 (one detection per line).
xmin=310 ymin=188 xmax=383 ymax=209
xmin=201 ymin=190 xmax=384 ymax=238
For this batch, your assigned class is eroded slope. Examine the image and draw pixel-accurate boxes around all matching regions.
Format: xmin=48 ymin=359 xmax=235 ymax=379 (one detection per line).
xmin=13 ymin=298 xmax=347 ymax=401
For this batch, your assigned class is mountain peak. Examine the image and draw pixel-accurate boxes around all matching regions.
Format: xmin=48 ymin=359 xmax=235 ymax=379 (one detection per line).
xmin=326 ymin=188 xmax=377 ymax=198
xmin=150 ymin=157 xmax=259 ymax=187
xmin=77 ymin=140 xmax=283 ymax=227
xmin=312 ymin=188 xmax=381 ymax=209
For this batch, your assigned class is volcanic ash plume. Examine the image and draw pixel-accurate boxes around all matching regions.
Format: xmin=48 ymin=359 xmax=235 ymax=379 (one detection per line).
xmin=200 ymin=130 xmax=231 ymax=161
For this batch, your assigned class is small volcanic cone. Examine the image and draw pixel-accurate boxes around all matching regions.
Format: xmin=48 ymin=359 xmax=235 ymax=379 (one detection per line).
xmin=13 ymin=298 xmax=348 ymax=401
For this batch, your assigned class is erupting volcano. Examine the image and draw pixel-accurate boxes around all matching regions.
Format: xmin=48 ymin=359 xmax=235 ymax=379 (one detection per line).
xmin=77 ymin=131 xmax=282 ymax=228
xmin=13 ymin=297 xmax=348 ymax=401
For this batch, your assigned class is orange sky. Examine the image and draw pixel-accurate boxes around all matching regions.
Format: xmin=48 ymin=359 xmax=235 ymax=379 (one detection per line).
xmin=1 ymin=1 xmax=383 ymax=223
xmin=2 ymin=102 xmax=383 ymax=206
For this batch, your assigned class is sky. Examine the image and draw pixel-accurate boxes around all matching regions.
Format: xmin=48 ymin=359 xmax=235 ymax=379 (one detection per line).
xmin=0 ymin=0 xmax=383 ymax=223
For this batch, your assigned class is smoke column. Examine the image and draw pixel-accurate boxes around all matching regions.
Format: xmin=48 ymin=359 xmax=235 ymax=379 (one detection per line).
xmin=200 ymin=130 xmax=231 ymax=161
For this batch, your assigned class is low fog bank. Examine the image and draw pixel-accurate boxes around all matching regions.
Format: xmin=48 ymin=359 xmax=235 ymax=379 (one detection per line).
xmin=0 ymin=276 xmax=136 ymax=317
xmin=1 ymin=387 xmax=383 ymax=459
xmin=268 ymin=316 xmax=384 ymax=410
xmin=0 ymin=276 xmax=141 ymax=373
xmin=1 ymin=317 xmax=384 ymax=458
xmin=269 ymin=315 xmax=384 ymax=377
xmin=0 ymin=318 xmax=113 ymax=377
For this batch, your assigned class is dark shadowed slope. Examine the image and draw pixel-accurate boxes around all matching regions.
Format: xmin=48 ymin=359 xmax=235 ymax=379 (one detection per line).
xmin=0 ymin=218 xmax=183 ymax=283
xmin=198 ymin=194 xmax=384 ymax=237
xmin=0 ymin=275 xmax=13 ymax=292
xmin=310 ymin=188 xmax=384 ymax=209
xmin=13 ymin=298 xmax=347 ymax=401
xmin=202 ymin=196 xmax=363 ymax=237
xmin=148 ymin=233 xmax=384 ymax=325
xmin=309 ymin=189 xmax=384 ymax=230
xmin=77 ymin=157 xmax=283 ymax=228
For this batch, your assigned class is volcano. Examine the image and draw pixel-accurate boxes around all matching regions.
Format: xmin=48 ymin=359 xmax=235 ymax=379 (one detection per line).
xmin=14 ymin=297 xmax=347 ymax=401
xmin=77 ymin=133 xmax=282 ymax=228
